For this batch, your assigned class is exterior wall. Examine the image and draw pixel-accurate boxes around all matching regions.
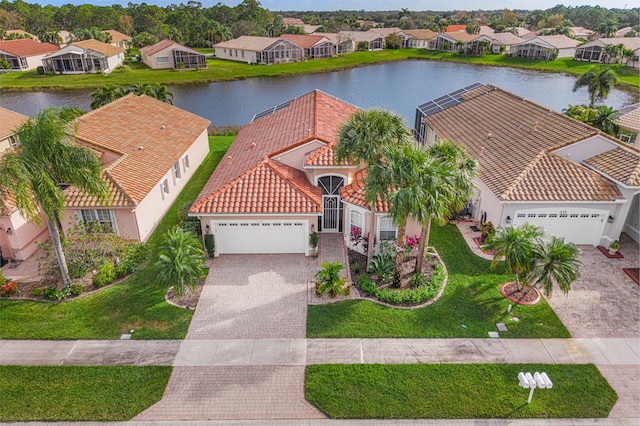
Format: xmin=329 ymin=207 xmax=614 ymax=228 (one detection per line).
xmin=470 ymin=179 xmax=505 ymax=226
xmin=1 ymin=210 xmax=49 ymax=261
xmin=623 ymin=193 xmax=639 ymax=242
xmin=309 ymin=168 xmax=354 ymax=186
xmin=557 ymin=47 xmax=576 ymax=58
xmin=105 ymin=52 xmax=124 ymax=73
xmin=214 ymin=47 xmax=257 ymax=64
xmin=61 ymin=208 xmax=140 ymax=241
xmin=0 ymin=136 xmax=13 ymax=152
xmin=134 ymin=128 xmax=209 ymax=241
xmin=25 ymin=53 xmax=48 ymax=70
xmin=142 ymin=45 xmax=175 ymax=69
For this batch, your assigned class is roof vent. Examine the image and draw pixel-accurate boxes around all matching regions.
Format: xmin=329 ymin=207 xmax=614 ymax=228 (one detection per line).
xmin=307 ymin=129 xmax=312 ymax=137
xmin=250 ymin=142 xmax=256 ymax=149
xmin=302 ymin=120 xmax=306 ymax=126
xmin=160 ymin=125 xmax=166 ymax=130
xmin=533 ymin=121 xmax=539 ymax=132
xmin=137 ymin=146 xmax=144 ymax=151
xmin=227 ymin=156 xmax=232 ymax=164
xmin=487 ymin=133 xmax=493 ymax=139
xmin=480 ymin=146 xmax=485 ymax=156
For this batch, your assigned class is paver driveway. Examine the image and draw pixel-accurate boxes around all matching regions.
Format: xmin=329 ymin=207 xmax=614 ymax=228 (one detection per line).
xmin=136 ymin=254 xmax=324 ymax=420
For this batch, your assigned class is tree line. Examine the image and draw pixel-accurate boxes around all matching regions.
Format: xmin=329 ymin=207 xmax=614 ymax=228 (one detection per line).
xmin=1 ymin=0 xmax=638 ymax=49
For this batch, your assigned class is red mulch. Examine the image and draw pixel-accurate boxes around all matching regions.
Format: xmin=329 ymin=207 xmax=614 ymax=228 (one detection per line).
xmin=499 ymin=282 xmax=541 ymax=305
xmin=596 ymin=245 xmax=624 ymax=259
xmin=473 ymin=237 xmax=494 ymax=255
xmin=623 ymin=268 xmax=640 ymax=285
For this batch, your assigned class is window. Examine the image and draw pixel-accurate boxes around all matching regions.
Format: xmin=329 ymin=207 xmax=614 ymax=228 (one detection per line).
xmin=9 ymin=136 xmax=18 ymax=148
xmin=183 ymin=155 xmax=190 ymax=172
xmin=173 ymin=161 xmax=181 ymax=183
xmin=156 ymin=56 xmax=170 ymax=64
xmin=379 ymin=216 xmax=397 ymax=241
xmin=78 ymin=209 xmax=117 ymax=233
xmin=350 ymin=210 xmax=363 ymax=240
xmin=160 ymin=179 xmax=169 ymax=199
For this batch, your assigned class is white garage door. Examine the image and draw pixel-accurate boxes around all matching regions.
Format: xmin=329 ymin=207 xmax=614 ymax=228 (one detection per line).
xmin=512 ymin=208 xmax=607 ymax=245
xmin=212 ymin=220 xmax=307 ymax=254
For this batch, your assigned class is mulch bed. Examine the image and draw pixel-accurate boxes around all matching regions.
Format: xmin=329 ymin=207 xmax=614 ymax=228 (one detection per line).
xmin=472 ymin=237 xmax=494 ymax=255
xmin=499 ymin=282 xmax=540 ymax=305
xmin=596 ymin=245 xmax=624 ymax=259
xmin=623 ymin=268 xmax=640 ymax=285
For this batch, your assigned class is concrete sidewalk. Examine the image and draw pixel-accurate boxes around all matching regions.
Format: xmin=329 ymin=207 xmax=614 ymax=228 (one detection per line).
xmin=2 ymin=337 xmax=638 ymax=366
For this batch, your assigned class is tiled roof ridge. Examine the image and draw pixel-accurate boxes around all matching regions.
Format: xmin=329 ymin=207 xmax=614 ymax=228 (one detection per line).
xmin=265 ymin=159 xmax=321 ymax=206
xmin=305 ymin=144 xmax=330 ymax=164
xmin=102 ymin=170 xmax=137 ymax=206
xmin=499 ymin=150 xmax=546 ymax=200
xmin=268 ymin=135 xmax=321 ymax=158
xmin=75 ymin=134 xmax=127 ymax=157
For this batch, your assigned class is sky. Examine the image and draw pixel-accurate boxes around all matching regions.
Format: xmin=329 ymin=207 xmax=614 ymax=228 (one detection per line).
xmin=30 ymin=0 xmax=633 ymax=11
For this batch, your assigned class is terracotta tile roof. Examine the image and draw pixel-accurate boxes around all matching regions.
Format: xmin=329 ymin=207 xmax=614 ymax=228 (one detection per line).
xmin=139 ymin=39 xmax=190 ymax=56
xmin=0 ymin=107 xmax=28 ymax=141
xmin=192 ymin=90 xmax=358 ymax=214
xmin=279 ymin=34 xmax=327 ymax=48
xmin=0 ymin=39 xmax=59 ymax=56
xmin=70 ymin=94 xmax=210 ymax=206
xmin=192 ymin=158 xmax=321 ymax=214
xmin=401 ymin=29 xmax=438 ymax=40
xmin=71 ymin=39 xmax=125 ymax=56
xmin=445 ymin=24 xmax=467 ymax=32
xmin=584 ymin=147 xmax=640 ymax=187
xmin=340 ymin=169 xmax=389 ymax=212
xmin=64 ymin=171 xmax=136 ymax=208
xmin=422 ymin=84 xmax=624 ymax=202
xmin=304 ymin=145 xmax=350 ymax=167
xmin=616 ymin=105 xmax=640 ymax=133
xmin=103 ymin=30 xmax=132 ymax=43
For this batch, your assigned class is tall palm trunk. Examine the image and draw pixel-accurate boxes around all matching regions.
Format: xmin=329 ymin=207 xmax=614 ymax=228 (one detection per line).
xmin=415 ymin=216 xmax=432 ymax=273
xmin=514 ymin=273 xmax=521 ymax=292
xmin=366 ymin=203 xmax=377 ymax=270
xmin=395 ymin=224 xmax=406 ymax=288
xmin=46 ymin=216 xmax=71 ymax=288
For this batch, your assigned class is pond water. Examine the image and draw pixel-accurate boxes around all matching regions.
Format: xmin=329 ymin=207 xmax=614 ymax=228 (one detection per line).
xmin=0 ymin=60 xmax=635 ymax=126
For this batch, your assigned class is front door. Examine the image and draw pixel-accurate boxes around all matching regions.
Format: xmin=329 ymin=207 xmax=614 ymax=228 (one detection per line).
xmin=318 ymin=175 xmax=344 ymax=233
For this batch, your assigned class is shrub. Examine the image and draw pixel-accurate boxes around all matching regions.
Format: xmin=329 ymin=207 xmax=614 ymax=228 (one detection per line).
xmin=357 ymin=274 xmax=376 ymax=295
xmin=42 ymin=285 xmax=68 ymax=301
xmin=369 ymin=255 xmax=394 ymax=283
xmin=114 ymin=242 xmax=148 ymax=278
xmin=408 ymin=272 xmax=428 ymax=287
xmin=315 ymin=261 xmax=347 ymax=297
xmin=309 ymin=231 xmax=318 ymax=249
xmin=356 ymin=264 xmax=446 ymax=305
xmin=0 ymin=270 xmax=6 ymax=286
xmin=351 ymin=262 xmax=361 ymax=274
xmin=37 ymin=65 xmax=45 ymax=75
xmin=204 ymin=234 xmax=215 ymax=258
xmin=69 ymin=284 xmax=83 ymax=296
xmin=93 ymin=262 xmax=116 ymax=288
xmin=32 ymin=287 xmax=44 ymax=297
xmin=0 ymin=281 xmax=19 ymax=297
xmin=177 ymin=201 xmax=194 ymax=223
xmin=67 ymin=257 xmax=89 ymax=279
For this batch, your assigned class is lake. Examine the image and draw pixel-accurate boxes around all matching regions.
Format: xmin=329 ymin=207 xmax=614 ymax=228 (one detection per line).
xmin=0 ymin=60 xmax=635 ymax=126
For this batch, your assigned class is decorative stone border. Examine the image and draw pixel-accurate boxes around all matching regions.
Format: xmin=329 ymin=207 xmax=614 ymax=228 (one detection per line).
xmin=499 ymin=282 xmax=540 ymax=305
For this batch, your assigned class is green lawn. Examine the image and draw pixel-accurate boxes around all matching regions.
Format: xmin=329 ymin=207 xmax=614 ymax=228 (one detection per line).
xmin=2 ymin=49 xmax=636 ymax=91
xmin=0 ymin=365 xmax=171 ymax=421
xmin=305 ymin=364 xmax=617 ymax=419
xmin=307 ymin=224 xmax=570 ymax=338
xmin=0 ymin=136 xmax=233 ymax=340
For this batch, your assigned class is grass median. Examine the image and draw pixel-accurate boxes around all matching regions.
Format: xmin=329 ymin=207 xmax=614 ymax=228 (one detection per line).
xmin=0 ymin=365 xmax=171 ymax=421
xmin=307 ymin=223 xmax=570 ymax=339
xmin=0 ymin=136 xmax=233 ymax=340
xmin=305 ymin=363 xmax=617 ymax=419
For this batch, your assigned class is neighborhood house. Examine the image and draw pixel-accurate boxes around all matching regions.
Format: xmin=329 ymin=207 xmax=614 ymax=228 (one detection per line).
xmin=0 ymin=39 xmax=59 ymax=71
xmin=42 ymin=39 xmax=125 ymax=74
xmin=140 ymin=39 xmax=207 ymax=69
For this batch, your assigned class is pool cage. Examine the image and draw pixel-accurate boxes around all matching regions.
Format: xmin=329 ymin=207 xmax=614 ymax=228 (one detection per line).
xmin=257 ymin=40 xmax=303 ymax=65
xmin=172 ymin=49 xmax=207 ymax=69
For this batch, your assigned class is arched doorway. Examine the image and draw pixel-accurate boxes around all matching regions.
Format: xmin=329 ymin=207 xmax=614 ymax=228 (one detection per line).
xmin=318 ymin=175 xmax=344 ymax=232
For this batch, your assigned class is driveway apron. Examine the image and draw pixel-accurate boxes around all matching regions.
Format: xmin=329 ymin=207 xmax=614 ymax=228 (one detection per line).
xmin=135 ymin=254 xmax=324 ymax=420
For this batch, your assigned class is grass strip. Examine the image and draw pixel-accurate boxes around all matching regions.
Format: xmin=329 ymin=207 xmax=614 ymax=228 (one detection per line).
xmin=305 ymin=364 xmax=617 ymax=419
xmin=0 ymin=365 xmax=171 ymax=421
xmin=307 ymin=224 xmax=570 ymax=338
xmin=1 ymin=50 xmax=637 ymax=91
xmin=0 ymin=136 xmax=233 ymax=339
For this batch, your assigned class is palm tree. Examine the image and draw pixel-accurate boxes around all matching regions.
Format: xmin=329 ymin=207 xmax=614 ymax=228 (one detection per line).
xmin=484 ymin=224 xmax=544 ymax=291
xmin=90 ymin=85 xmax=128 ymax=110
xmin=335 ymin=109 xmax=411 ymax=269
xmin=0 ymin=107 xmax=109 ymax=289
xmin=154 ymin=227 xmax=207 ymax=296
xmin=590 ymin=105 xmax=619 ymax=136
xmin=149 ymin=84 xmax=174 ymax=105
xmin=524 ymin=236 xmax=582 ymax=297
xmin=415 ymin=139 xmax=477 ymax=273
xmin=572 ymin=66 xmax=618 ymax=107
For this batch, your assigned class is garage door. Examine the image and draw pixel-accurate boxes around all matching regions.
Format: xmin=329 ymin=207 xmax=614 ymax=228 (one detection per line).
xmin=512 ymin=208 xmax=607 ymax=245
xmin=212 ymin=220 xmax=307 ymax=254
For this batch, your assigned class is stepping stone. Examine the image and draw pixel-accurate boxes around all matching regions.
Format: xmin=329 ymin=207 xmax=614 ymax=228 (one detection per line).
xmin=496 ymin=322 xmax=509 ymax=332
xmin=488 ymin=331 xmax=500 ymax=338
xmin=120 ymin=334 xmax=132 ymax=340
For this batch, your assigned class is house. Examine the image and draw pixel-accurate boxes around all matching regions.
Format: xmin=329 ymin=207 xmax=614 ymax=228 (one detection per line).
xmin=434 ymin=32 xmax=493 ymax=54
xmin=414 ymin=83 xmax=640 ymax=246
xmin=279 ymin=34 xmax=334 ymax=59
xmin=0 ymin=108 xmax=50 ymax=262
xmin=616 ymin=103 xmax=640 ymax=146
xmin=189 ymin=90 xmax=419 ymax=256
xmin=615 ymin=27 xmax=634 ymax=38
xmin=102 ymin=30 xmax=132 ymax=49
xmin=57 ymin=30 xmax=75 ymax=47
xmin=282 ymin=17 xmax=304 ymax=26
xmin=510 ymin=35 xmax=580 ymax=59
xmin=62 ymin=94 xmax=210 ymax=242
xmin=140 ymin=39 xmax=206 ymax=69
xmin=397 ymin=29 xmax=438 ymax=49
xmin=313 ymin=32 xmax=354 ymax=54
xmin=574 ymin=37 xmax=640 ymax=68
xmin=213 ymin=36 xmax=303 ymax=64
xmin=42 ymin=39 xmax=124 ymax=74
xmin=487 ymin=32 xmax=523 ymax=54
xmin=339 ymin=31 xmax=384 ymax=50
xmin=568 ymin=26 xmax=595 ymax=40
xmin=0 ymin=39 xmax=59 ymax=71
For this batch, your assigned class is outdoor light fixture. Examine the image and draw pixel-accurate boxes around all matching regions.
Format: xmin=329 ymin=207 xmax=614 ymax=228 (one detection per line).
xmin=505 ymin=216 xmax=512 ymax=224
xmin=311 ymin=224 xmax=316 ymax=232
xmin=205 ymin=224 xmax=210 ymax=233
xmin=5 ymin=227 xmax=11 ymax=235
xmin=608 ymin=215 xmax=615 ymax=224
